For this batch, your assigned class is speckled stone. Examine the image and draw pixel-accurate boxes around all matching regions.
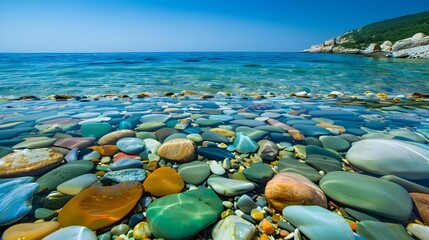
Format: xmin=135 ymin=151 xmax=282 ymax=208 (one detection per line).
xmin=157 ymin=138 xmax=196 ymax=162
xmin=104 ymin=168 xmax=146 ymax=183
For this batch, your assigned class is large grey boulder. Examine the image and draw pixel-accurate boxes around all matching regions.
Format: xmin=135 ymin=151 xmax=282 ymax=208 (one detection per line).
xmin=392 ymin=33 xmax=428 ymax=51
xmin=362 ymin=43 xmax=381 ymax=54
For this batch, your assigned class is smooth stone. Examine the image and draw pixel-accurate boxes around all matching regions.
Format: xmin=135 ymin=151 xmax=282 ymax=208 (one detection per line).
xmin=89 ymin=145 xmax=119 ymax=156
xmin=2 ymin=221 xmax=60 ymax=240
xmin=146 ymin=188 xmax=223 ymax=240
xmin=13 ymin=137 xmax=58 ymax=149
xmin=305 ymin=145 xmax=342 ymax=173
xmin=64 ymin=147 xmax=79 ymax=162
xmin=197 ymin=147 xmax=234 ymax=160
xmin=410 ymin=192 xmax=429 ymax=225
xmin=71 ymin=112 xmax=100 ymax=119
xmin=0 ymin=148 xmax=64 ymax=177
xmin=207 ymin=177 xmax=255 ymax=196
xmin=356 ymin=221 xmax=412 ymax=240
xmin=119 ymin=116 xmax=140 ymax=130
xmin=143 ymin=139 xmax=162 ymax=154
xmin=319 ymin=136 xmax=350 ymax=151
xmin=140 ymin=114 xmax=171 ymax=123
xmin=237 ymin=194 xmax=258 ymax=214
xmin=212 ymin=215 xmax=256 ymax=240
xmin=233 ymin=132 xmax=259 ymax=154
xmin=58 ymin=181 xmax=143 ymax=230
xmin=265 ymin=172 xmax=327 ymax=211
xmin=362 ymin=132 xmax=394 ymax=139
xmin=195 ymin=118 xmax=224 ymax=127
xmin=178 ymin=161 xmax=211 ymax=185
xmin=255 ymin=126 xmax=286 ymax=133
xmin=320 ymin=171 xmax=413 ymax=221
xmin=344 ymin=207 xmax=380 ymax=221
xmin=135 ymin=122 xmax=166 ymax=131
xmin=98 ymin=130 xmax=135 ymax=145
xmin=129 ymin=213 xmax=145 ymax=228
xmin=210 ymin=161 xmax=226 ymax=175
xmin=276 ymin=157 xmax=322 ymax=183
xmin=43 ymin=226 xmax=97 ymax=240
xmin=136 ymin=131 xmax=157 ymax=140
xmin=389 ymin=129 xmax=427 ymax=143
xmin=81 ymin=123 xmax=112 ymax=139
xmin=202 ymin=131 xmax=231 ymax=143
xmin=54 ymin=137 xmax=96 ymax=149
xmin=81 ymin=150 xmax=101 ymax=160
xmin=36 ymin=160 xmax=94 ymax=191
xmin=133 ymin=221 xmax=151 ymax=239
xmin=346 ymin=139 xmax=429 ymax=180
xmin=187 ymin=133 xmax=203 ymax=143
xmin=35 ymin=207 xmax=57 ymax=220
xmin=157 ymin=138 xmax=196 ymax=162
xmin=43 ymin=195 xmax=74 ymax=210
xmin=242 ymin=163 xmax=274 ymax=183
xmin=309 ymin=110 xmax=356 ymax=117
xmin=104 ymin=168 xmax=146 ymax=183
xmin=57 ymin=173 xmax=98 ymax=195
xmin=293 ymin=125 xmax=331 ymax=137
xmin=304 ymin=136 xmax=323 ymax=146
xmin=257 ymin=140 xmax=278 ymax=161
xmin=111 ymin=224 xmax=130 ymax=236
xmin=230 ymin=119 xmax=266 ymax=127
xmin=110 ymin=159 xmax=143 ymax=170
xmin=381 ymin=175 xmax=429 ymax=193
xmin=209 ymin=115 xmax=234 ymax=122
xmin=407 ymin=223 xmax=429 ymax=240
xmin=287 ymin=119 xmax=318 ymax=125
xmin=236 ymin=126 xmax=269 ymax=141
xmin=143 ymin=167 xmax=184 ymax=197
xmin=364 ymin=121 xmax=386 ymax=130
xmin=163 ymin=133 xmax=187 ymax=142
xmin=0 ymin=177 xmax=39 ymax=226
xmin=346 ymin=128 xmax=367 ymax=136
xmin=116 ymin=137 xmax=145 ymax=154
xmin=154 ymin=127 xmax=179 ymax=142
xmin=282 ymin=205 xmax=354 ymax=240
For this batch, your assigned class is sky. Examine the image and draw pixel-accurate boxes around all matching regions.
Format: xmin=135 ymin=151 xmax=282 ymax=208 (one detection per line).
xmin=0 ymin=0 xmax=428 ymax=52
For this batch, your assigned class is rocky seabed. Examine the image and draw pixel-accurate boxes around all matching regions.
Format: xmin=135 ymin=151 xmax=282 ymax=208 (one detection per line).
xmin=0 ymin=92 xmax=429 ymax=240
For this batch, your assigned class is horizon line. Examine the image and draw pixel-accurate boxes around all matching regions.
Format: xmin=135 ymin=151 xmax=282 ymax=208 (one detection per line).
xmin=0 ymin=50 xmax=304 ymax=54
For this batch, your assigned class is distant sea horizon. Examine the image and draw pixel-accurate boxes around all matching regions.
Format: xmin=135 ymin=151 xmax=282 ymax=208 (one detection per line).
xmin=0 ymin=52 xmax=428 ymax=98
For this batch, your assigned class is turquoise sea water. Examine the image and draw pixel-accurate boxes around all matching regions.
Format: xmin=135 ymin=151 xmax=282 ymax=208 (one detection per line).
xmin=0 ymin=52 xmax=428 ymax=97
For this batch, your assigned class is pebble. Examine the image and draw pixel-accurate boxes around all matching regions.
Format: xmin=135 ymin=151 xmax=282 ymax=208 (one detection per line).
xmin=265 ymin=172 xmax=327 ymax=211
xmin=207 ymin=177 xmax=255 ymax=196
xmin=98 ymin=130 xmax=135 ymax=145
xmin=43 ymin=226 xmax=98 ymax=240
xmin=407 ymin=223 xmax=429 ymax=240
xmin=210 ymin=161 xmax=226 ymax=175
xmin=133 ymin=221 xmax=151 ymax=239
xmin=143 ymin=166 xmax=184 ymax=196
xmin=212 ymin=215 xmax=256 ymax=240
xmin=157 ymin=138 xmax=196 ymax=162
xmin=178 ymin=161 xmax=211 ymax=185
xmin=116 ymin=137 xmax=145 ymax=154
xmin=0 ymin=177 xmax=39 ymax=226
xmin=58 ymin=181 xmax=143 ymax=230
xmin=104 ymin=168 xmax=146 ymax=182
xmin=57 ymin=173 xmax=98 ymax=195
xmin=237 ymin=194 xmax=258 ymax=214
xmin=2 ymin=221 xmax=60 ymax=240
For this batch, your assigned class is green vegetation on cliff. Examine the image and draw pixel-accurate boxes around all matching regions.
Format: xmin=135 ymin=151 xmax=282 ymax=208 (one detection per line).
xmin=339 ymin=11 xmax=429 ymax=49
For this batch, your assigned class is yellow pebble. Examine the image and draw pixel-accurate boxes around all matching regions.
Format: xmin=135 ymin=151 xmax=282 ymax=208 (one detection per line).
xmin=221 ymin=209 xmax=231 ymax=219
xmin=133 ymin=222 xmax=151 ymax=240
xmin=251 ymin=209 xmax=265 ymax=221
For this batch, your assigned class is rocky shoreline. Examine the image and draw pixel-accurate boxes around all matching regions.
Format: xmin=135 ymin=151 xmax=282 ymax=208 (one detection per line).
xmin=0 ymin=92 xmax=429 ymax=240
xmin=304 ymin=32 xmax=429 ymax=59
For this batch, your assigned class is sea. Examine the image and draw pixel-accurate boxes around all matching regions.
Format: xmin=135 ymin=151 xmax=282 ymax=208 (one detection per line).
xmin=0 ymin=52 xmax=428 ymax=98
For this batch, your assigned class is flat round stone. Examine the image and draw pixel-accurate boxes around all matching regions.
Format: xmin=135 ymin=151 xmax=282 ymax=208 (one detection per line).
xmin=58 ymin=181 xmax=143 ymax=230
xmin=98 ymin=130 xmax=135 ymax=145
xmin=157 ymin=138 xmax=196 ymax=162
xmin=346 ymin=139 xmax=429 ymax=180
xmin=0 ymin=148 xmax=64 ymax=178
xmin=116 ymin=137 xmax=145 ymax=154
xmin=146 ymin=188 xmax=223 ymax=240
xmin=207 ymin=177 xmax=255 ymax=196
xmin=320 ymin=171 xmax=413 ymax=221
xmin=57 ymin=173 xmax=98 ymax=195
xmin=242 ymin=163 xmax=274 ymax=183
xmin=2 ymin=221 xmax=60 ymax=240
xmin=143 ymin=167 xmax=184 ymax=196
xmin=178 ymin=161 xmax=211 ymax=185
xmin=282 ymin=205 xmax=354 ymax=240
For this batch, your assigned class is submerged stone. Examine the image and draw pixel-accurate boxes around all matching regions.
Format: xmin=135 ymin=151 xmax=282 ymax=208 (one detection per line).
xmin=320 ymin=171 xmax=413 ymax=221
xmin=346 ymin=139 xmax=429 ymax=180
xmin=356 ymin=221 xmax=413 ymax=240
xmin=207 ymin=177 xmax=255 ymax=196
xmin=58 ymin=181 xmax=143 ymax=230
xmin=282 ymin=205 xmax=354 ymax=240
xmin=146 ymin=188 xmax=223 ymax=240
xmin=143 ymin=166 xmax=184 ymax=196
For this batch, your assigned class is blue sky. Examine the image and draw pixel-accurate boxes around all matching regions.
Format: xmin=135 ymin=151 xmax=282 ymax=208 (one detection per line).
xmin=0 ymin=0 xmax=428 ymax=52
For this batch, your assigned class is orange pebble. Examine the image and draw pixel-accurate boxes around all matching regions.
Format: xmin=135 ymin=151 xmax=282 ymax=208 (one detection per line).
xmin=113 ymin=152 xmax=140 ymax=162
xmin=89 ymin=145 xmax=118 ymax=156
xmin=258 ymin=218 xmax=277 ymax=235
xmin=260 ymin=233 xmax=270 ymax=240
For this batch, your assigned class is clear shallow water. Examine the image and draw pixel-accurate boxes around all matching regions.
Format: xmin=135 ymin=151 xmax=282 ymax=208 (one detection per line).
xmin=0 ymin=52 xmax=428 ymax=97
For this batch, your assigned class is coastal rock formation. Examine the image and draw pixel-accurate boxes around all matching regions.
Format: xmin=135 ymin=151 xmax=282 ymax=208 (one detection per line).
xmin=392 ymin=33 xmax=429 ymax=51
